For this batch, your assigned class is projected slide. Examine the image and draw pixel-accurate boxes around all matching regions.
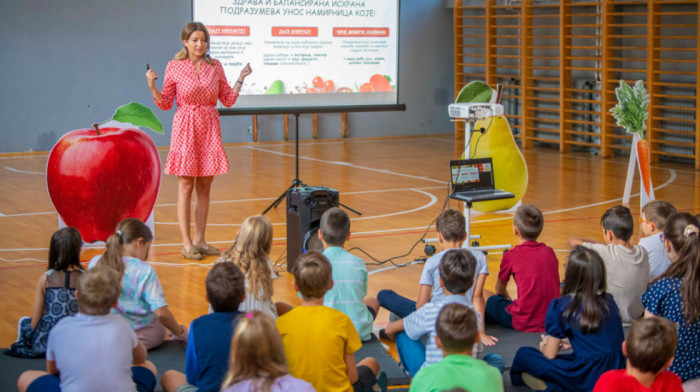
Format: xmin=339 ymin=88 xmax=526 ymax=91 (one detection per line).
xmin=193 ymin=1 xmax=399 ymax=109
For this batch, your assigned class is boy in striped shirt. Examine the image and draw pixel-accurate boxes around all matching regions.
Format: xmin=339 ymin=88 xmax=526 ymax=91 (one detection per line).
xmin=383 ymin=249 xmax=482 ymax=376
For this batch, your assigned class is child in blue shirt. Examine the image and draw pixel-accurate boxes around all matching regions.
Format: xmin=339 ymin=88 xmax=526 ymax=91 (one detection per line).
xmin=319 ymin=207 xmax=375 ymax=341
xmin=160 ymin=262 xmax=246 ymax=392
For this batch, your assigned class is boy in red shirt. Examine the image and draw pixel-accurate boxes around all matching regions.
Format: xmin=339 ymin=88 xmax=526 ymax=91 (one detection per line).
xmin=484 ymin=204 xmax=560 ymax=332
xmin=594 ymin=317 xmax=683 ymax=392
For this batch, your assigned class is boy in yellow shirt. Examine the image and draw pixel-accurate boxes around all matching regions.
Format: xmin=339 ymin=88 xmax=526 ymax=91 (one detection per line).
xmin=276 ymin=251 xmax=385 ymax=392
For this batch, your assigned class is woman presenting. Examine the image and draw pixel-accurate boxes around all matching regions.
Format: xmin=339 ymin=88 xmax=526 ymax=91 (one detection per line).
xmin=147 ymin=22 xmax=252 ymax=260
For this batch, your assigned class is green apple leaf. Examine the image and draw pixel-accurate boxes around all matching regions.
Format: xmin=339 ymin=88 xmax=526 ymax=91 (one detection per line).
xmin=111 ymin=102 xmax=164 ymax=134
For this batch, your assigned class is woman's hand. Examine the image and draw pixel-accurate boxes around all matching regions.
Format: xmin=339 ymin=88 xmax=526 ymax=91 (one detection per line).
xmin=146 ymin=69 xmax=158 ymax=89
xmin=238 ymin=63 xmax=252 ymax=81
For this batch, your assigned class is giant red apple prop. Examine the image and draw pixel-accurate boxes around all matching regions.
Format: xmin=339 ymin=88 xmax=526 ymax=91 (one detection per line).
xmin=46 ymin=103 xmax=163 ymax=243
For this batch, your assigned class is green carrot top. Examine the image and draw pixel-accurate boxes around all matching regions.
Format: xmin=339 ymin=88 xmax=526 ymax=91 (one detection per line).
xmin=610 ymin=80 xmax=650 ymax=136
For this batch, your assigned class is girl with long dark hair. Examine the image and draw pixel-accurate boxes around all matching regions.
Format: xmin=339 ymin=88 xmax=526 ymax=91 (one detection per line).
xmin=510 ymin=246 xmax=625 ymax=391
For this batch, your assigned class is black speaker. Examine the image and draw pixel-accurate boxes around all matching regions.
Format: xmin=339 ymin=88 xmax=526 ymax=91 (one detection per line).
xmin=286 ymin=186 xmax=339 ymax=272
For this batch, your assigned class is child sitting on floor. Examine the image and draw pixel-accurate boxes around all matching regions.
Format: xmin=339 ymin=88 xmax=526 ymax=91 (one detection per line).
xmin=319 ymin=207 xmax=376 ymax=341
xmin=484 ymin=204 xmax=560 ymax=333
xmin=638 ymin=200 xmax=677 ymax=281
xmin=510 ymin=246 xmax=625 ymax=392
xmin=276 ymin=251 xmax=384 ymax=392
xmin=6 ymin=227 xmax=84 ymax=358
xmin=384 ymin=249 xmax=503 ymax=377
xmin=568 ymin=205 xmax=649 ymax=324
xmin=219 ymin=311 xmax=314 ymax=392
xmin=160 ymin=262 xmax=246 ymax=392
xmin=594 ymin=317 xmax=683 ymax=392
xmin=409 ymin=303 xmax=503 ymax=392
xmin=642 ymin=213 xmax=700 ymax=385
xmin=377 ymin=208 xmax=495 ymax=345
xmin=89 ymin=218 xmax=187 ymax=349
xmin=17 ymin=267 xmax=157 ymax=392
xmin=217 ymin=215 xmax=283 ymax=318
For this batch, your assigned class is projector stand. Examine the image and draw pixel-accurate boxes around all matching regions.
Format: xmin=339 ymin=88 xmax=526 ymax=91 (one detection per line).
xmin=458 ymin=119 xmax=512 ymax=253
xmin=262 ymin=113 xmax=305 ymax=215
xmin=262 ymin=113 xmax=362 ymax=216
xmin=423 ymin=118 xmax=512 ymax=254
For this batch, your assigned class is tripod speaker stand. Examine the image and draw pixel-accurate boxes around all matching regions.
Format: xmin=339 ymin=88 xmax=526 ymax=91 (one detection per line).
xmin=261 ymin=112 xmax=361 ymax=216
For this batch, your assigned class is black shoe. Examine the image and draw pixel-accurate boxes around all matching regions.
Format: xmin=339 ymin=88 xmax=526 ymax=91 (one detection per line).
xmin=378 ymin=328 xmax=394 ymax=342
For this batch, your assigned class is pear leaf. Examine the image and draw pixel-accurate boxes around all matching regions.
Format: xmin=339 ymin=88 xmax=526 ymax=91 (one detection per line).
xmin=111 ymin=102 xmax=164 ymax=134
xmin=456 ymin=81 xmax=493 ymax=104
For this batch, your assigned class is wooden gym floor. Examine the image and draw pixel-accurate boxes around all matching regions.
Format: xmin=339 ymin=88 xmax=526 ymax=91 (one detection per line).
xmin=0 ymin=134 xmax=699 ymax=348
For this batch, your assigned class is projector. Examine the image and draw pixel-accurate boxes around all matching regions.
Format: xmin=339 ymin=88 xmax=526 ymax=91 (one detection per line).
xmin=448 ymin=103 xmax=504 ymax=120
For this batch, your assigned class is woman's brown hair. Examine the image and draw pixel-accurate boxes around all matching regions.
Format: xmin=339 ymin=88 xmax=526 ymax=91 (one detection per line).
xmin=174 ymin=22 xmax=212 ymax=65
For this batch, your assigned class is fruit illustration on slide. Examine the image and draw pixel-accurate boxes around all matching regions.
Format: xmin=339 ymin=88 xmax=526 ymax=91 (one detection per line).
xmin=456 ymin=81 xmax=528 ymax=213
xmin=369 ymin=74 xmax=393 ymax=92
xmin=46 ymin=103 xmax=163 ymax=243
xmin=265 ymin=80 xmax=285 ymax=94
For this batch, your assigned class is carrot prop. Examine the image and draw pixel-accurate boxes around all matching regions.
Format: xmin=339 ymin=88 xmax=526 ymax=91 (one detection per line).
xmin=610 ymin=80 xmax=651 ymax=197
xmin=636 ymin=139 xmax=651 ymax=197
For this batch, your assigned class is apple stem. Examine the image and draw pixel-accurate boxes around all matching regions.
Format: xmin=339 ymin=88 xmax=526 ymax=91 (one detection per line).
xmin=92 ymin=123 xmax=101 ymax=136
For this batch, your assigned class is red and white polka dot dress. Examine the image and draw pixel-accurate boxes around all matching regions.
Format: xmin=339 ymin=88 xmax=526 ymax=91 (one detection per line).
xmin=155 ymin=58 xmax=239 ymax=177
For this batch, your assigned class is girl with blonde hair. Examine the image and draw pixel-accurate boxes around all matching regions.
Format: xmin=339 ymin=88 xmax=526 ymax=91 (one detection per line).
xmin=220 ymin=311 xmax=314 ymax=392
xmin=218 ymin=215 xmax=288 ymax=318
xmin=89 ymin=218 xmax=187 ymax=349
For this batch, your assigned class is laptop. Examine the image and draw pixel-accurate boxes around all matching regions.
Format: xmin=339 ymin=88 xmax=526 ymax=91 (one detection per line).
xmin=449 ymin=158 xmax=515 ymax=203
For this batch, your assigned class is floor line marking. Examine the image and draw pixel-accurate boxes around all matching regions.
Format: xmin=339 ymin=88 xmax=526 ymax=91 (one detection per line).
xmin=352 ymin=189 xmax=438 ymax=221
xmin=0 ymin=186 xmax=446 ymax=217
xmin=0 ymin=160 xmax=680 ymax=260
xmin=0 ymin=167 xmax=678 ymax=252
xmin=157 ymin=189 xmax=440 ymax=226
xmin=4 ymin=166 xmax=45 ymax=175
xmin=155 ymin=186 xmax=446 ymax=207
xmin=246 ymin=145 xmax=446 ymax=184
xmin=0 ymin=155 xmax=49 ymax=160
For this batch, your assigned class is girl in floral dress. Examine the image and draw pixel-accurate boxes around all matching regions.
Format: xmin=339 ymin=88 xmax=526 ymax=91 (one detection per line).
xmin=5 ymin=228 xmax=83 ymax=358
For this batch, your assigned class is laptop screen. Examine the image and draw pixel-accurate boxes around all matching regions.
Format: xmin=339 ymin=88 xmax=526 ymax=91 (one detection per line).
xmin=450 ymin=158 xmax=495 ymax=192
